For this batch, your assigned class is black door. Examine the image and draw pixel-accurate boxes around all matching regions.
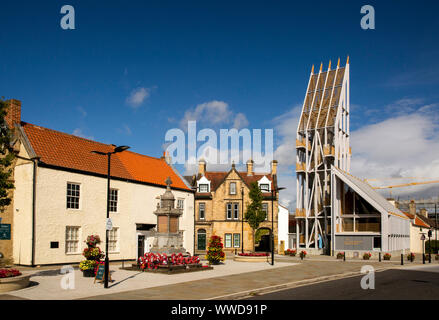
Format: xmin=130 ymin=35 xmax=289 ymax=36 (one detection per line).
xmin=138 ymin=235 xmax=145 ymax=260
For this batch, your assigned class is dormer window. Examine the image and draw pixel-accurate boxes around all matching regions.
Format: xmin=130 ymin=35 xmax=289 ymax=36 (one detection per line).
xmin=199 ymin=184 xmax=209 ymax=193
xmin=257 ymin=176 xmax=272 ymax=192
xmin=197 ymin=175 xmax=211 ymax=193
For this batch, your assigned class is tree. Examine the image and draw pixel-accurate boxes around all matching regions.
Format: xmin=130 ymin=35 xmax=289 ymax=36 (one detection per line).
xmin=245 ymin=182 xmax=266 ymax=252
xmin=0 ymin=99 xmax=15 ymax=212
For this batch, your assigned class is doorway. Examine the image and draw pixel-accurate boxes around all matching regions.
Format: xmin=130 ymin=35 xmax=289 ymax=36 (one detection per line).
xmin=197 ymin=229 xmax=207 ymax=251
xmin=138 ymin=235 xmax=145 ymax=260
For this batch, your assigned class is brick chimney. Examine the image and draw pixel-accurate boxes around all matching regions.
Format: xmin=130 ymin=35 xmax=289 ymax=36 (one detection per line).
xmin=246 ymin=159 xmax=254 ymax=176
xmin=5 ymin=99 xmax=21 ymax=129
xmin=198 ymin=159 xmax=206 ymax=176
xmin=409 ymin=200 xmax=416 ymax=215
xmin=419 ymin=208 xmax=428 ymax=218
xmin=271 ymin=160 xmax=278 ymax=175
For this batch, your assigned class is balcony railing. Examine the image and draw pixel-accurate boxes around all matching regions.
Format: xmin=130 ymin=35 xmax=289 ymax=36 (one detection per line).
xmin=323 ymin=145 xmax=335 ymax=157
xmin=296 ymin=139 xmax=311 ymax=150
xmin=295 ymin=208 xmax=306 ymax=217
xmin=296 ymin=162 xmax=306 ymax=172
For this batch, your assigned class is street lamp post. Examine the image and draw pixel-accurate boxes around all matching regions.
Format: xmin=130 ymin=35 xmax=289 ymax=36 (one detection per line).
xmin=92 ymin=145 xmax=130 ymax=288
xmin=271 ymin=186 xmax=285 ymax=266
xmin=241 ymin=187 xmax=244 ymax=254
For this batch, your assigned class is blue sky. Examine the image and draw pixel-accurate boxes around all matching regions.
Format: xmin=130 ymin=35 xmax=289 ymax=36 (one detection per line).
xmin=1 ymin=1 xmax=439 ymax=207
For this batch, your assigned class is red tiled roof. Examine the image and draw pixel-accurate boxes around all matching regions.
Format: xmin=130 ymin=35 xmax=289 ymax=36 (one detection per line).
xmin=414 ymin=216 xmax=430 ymax=228
xmin=20 ymin=122 xmax=190 ymax=191
xmin=403 ymin=212 xmax=415 ymax=219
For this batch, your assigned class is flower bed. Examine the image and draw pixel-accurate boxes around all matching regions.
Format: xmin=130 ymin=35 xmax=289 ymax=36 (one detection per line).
xmin=0 ymin=269 xmax=30 ymax=293
xmin=336 ymin=252 xmax=345 ymax=259
xmin=0 ymin=269 xmax=21 ymax=278
xmin=285 ymin=249 xmax=297 ymax=256
xmin=238 ymin=253 xmax=269 ymax=257
xmin=363 ymin=252 xmax=372 ymax=260
xmin=383 ymin=253 xmax=391 ymax=260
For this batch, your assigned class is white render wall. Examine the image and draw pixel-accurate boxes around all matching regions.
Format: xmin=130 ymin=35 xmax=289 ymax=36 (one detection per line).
xmin=14 ymin=165 xmax=194 ymax=265
xmin=278 ymin=205 xmax=289 ymax=250
xmin=12 ymin=144 xmax=35 ymax=265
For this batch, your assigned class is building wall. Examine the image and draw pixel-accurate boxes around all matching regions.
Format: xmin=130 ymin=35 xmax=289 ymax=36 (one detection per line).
xmin=195 ymin=170 xmax=278 ymax=254
xmin=277 ymin=205 xmax=289 ymax=252
xmin=12 ymin=143 xmax=34 ymax=265
xmin=410 ymin=224 xmax=427 ymax=254
xmin=14 ymin=164 xmax=194 ymax=265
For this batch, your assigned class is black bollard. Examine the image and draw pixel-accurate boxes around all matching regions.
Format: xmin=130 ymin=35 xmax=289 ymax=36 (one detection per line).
xmin=343 ymin=253 xmax=346 ymax=262
xmin=429 ymin=254 xmax=431 ymax=263
xmin=401 ymin=253 xmax=404 ymax=265
xmin=379 ymin=252 xmax=381 ymax=262
xmin=423 ymin=254 xmax=425 ymax=264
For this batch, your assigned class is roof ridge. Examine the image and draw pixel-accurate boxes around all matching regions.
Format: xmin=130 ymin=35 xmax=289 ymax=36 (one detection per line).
xmin=21 ymin=121 xmax=111 ymax=147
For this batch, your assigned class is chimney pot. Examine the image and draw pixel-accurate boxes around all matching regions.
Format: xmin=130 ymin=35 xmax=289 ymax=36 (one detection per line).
xmin=198 ymin=159 xmax=206 ymax=176
xmin=246 ymin=159 xmax=254 ymax=176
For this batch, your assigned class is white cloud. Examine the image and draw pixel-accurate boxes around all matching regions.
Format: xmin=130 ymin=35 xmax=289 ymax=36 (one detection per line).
xmin=73 ymin=128 xmax=94 ymax=140
xmin=179 ymin=100 xmax=249 ymax=130
xmin=350 ymin=102 xmax=439 ymax=199
xmin=126 ymin=87 xmax=150 ymax=108
xmin=233 ymin=113 xmax=249 ymax=129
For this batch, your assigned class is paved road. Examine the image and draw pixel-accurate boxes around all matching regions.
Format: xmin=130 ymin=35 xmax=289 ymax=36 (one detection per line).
xmin=247 ymin=265 xmax=439 ymax=300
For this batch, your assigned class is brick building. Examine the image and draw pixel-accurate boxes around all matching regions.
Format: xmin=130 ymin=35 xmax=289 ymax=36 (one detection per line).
xmin=185 ymin=159 xmax=279 ymax=255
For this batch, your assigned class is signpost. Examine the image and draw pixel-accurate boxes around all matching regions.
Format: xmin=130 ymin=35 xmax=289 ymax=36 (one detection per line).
xmin=421 ymin=233 xmax=426 ymax=264
xmin=94 ymin=264 xmax=112 ymax=284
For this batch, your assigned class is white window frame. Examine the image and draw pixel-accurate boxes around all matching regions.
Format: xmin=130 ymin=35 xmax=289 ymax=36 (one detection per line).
xmin=233 ymin=203 xmax=239 ymax=220
xmin=65 ymin=226 xmax=80 ymax=254
xmin=226 ymin=203 xmax=232 ymax=220
xmin=233 ymin=233 xmax=241 ymax=248
xmin=109 ymin=188 xmax=118 ymax=213
xmin=199 ymin=184 xmax=209 ymax=193
xmin=177 ymin=199 xmax=185 ymax=210
xmin=225 ymin=233 xmax=232 ymax=248
xmin=66 ymin=182 xmax=81 ymax=210
xmin=262 ymin=203 xmax=269 ymax=220
xmin=260 ymin=184 xmax=270 ymax=192
xmin=230 ymin=182 xmax=236 ymax=195
xmin=108 ymin=227 xmax=119 ymax=253
xmin=199 ymin=202 xmax=205 ymax=220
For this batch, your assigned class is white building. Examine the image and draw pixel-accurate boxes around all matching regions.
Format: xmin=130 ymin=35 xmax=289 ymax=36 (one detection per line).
xmin=8 ymin=101 xmax=194 ymax=266
xmin=277 ymin=204 xmax=290 ymax=251
xmin=330 ymin=166 xmax=410 ymax=255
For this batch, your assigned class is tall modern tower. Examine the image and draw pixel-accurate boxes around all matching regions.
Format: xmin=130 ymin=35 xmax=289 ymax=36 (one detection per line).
xmin=295 ymin=57 xmax=350 ymax=254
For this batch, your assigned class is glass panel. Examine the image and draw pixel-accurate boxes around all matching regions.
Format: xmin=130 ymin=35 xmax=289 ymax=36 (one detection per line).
xmin=233 ymin=234 xmax=240 ymax=248
xmin=225 ymin=234 xmax=232 ymax=248
xmin=342 ymin=218 xmax=354 ymax=232
xmin=355 ymin=217 xmax=381 ymax=232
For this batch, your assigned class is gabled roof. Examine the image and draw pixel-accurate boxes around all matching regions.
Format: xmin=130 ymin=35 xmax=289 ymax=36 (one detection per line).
xmin=332 ymin=166 xmax=408 ymax=220
xmin=414 ymin=216 xmax=430 ymax=228
xmin=20 ymin=122 xmax=191 ymax=191
xmin=185 ymin=167 xmax=277 ymax=196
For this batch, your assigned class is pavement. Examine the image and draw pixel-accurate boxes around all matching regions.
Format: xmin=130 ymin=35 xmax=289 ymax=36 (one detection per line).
xmin=0 ymin=254 xmax=435 ymax=300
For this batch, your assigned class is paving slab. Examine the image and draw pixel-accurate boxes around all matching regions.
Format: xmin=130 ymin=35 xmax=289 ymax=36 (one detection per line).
xmin=6 ymin=260 xmax=296 ymax=300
